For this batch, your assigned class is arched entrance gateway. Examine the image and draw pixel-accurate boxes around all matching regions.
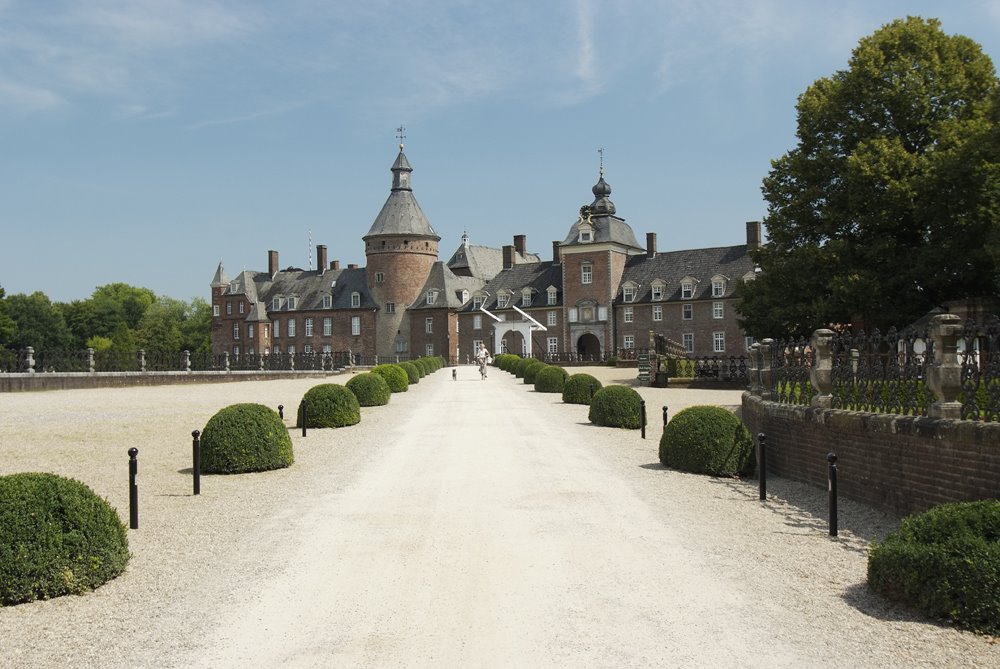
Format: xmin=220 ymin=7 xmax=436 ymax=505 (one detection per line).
xmin=576 ymin=333 xmax=601 ymax=360
xmin=501 ymin=331 xmax=525 ymax=356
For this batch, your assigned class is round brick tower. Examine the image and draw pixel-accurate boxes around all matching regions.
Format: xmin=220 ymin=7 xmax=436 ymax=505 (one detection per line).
xmin=364 ymin=145 xmax=440 ymax=357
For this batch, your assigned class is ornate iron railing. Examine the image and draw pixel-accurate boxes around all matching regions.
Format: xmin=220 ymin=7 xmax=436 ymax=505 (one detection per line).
xmin=692 ymin=355 xmax=749 ymax=382
xmin=769 ymin=336 xmax=814 ymax=405
xmin=958 ymin=316 xmax=1000 ymax=421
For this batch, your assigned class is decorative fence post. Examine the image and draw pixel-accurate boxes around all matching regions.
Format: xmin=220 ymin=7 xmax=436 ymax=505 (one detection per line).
xmin=138 ymin=349 xmax=146 ymax=372
xmin=810 ymin=329 xmax=835 ymax=409
xmin=759 ymin=339 xmax=774 ymax=400
xmin=22 ymin=347 xmax=36 ymax=373
xmin=748 ymin=342 xmax=761 ymax=396
xmin=926 ymin=313 xmax=964 ymax=420
xmin=87 ymin=347 xmax=96 ymax=373
xmin=223 ymin=351 xmax=231 ymax=372
xmin=182 ymin=350 xmax=191 ymax=372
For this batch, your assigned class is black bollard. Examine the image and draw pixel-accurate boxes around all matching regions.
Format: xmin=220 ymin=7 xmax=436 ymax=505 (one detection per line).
xmin=640 ymin=400 xmax=647 ymax=439
xmin=128 ymin=448 xmax=138 ymax=530
xmin=662 ymin=405 xmax=669 ymax=427
xmin=191 ymin=430 xmax=201 ymax=496
xmin=758 ymin=433 xmax=767 ymax=501
xmin=278 ymin=404 xmax=284 ymax=420
xmin=300 ymin=399 xmax=307 ymax=437
xmin=827 ymin=452 xmax=838 ymax=536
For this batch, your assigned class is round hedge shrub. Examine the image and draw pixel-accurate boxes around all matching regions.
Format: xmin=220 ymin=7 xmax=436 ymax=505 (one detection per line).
xmin=535 ymin=365 xmax=569 ymax=393
xmin=298 ymin=384 xmax=361 ymax=428
xmin=201 ymin=403 xmax=293 ymax=474
xmin=563 ymin=373 xmax=602 ymax=405
xmin=658 ymin=406 xmax=755 ymax=477
xmin=399 ymin=361 xmax=421 ymax=384
xmin=372 ymin=364 xmax=409 ymax=392
xmin=868 ymin=500 xmax=1000 ymax=635
xmin=523 ymin=360 xmax=546 ymax=384
xmin=346 ymin=372 xmax=391 ymax=407
xmin=0 ymin=473 xmax=130 ymax=606
xmin=588 ymin=385 xmax=643 ymax=429
xmin=502 ymin=354 xmax=521 ymax=373
xmin=495 ymin=354 xmax=514 ymax=372
xmin=513 ymin=357 xmax=534 ymax=378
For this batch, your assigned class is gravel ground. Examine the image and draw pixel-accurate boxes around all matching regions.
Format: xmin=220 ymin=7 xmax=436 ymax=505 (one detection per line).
xmin=0 ymin=366 xmax=996 ymax=668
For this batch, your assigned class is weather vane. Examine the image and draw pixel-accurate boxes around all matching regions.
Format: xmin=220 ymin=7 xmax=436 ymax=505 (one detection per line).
xmin=396 ymin=125 xmax=406 ymax=148
xmin=598 ymin=147 xmax=604 ymax=176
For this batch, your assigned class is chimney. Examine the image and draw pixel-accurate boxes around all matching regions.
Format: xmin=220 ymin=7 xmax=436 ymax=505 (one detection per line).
xmin=513 ymin=234 xmax=526 ymax=258
xmin=331 ymin=260 xmax=340 ymax=270
xmin=552 ymin=240 xmax=561 ymax=264
xmin=746 ymin=221 xmax=762 ymax=250
xmin=502 ymin=245 xmax=515 ymax=270
xmin=646 ymin=232 xmax=657 ymax=259
xmin=268 ymin=250 xmax=279 ymax=276
xmin=316 ymin=245 xmax=327 ymax=275
xmin=348 ymin=263 xmax=358 ymax=270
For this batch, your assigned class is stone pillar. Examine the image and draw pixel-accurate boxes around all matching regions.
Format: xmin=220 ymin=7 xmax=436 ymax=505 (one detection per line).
xmin=759 ymin=339 xmax=774 ymax=400
xmin=810 ymin=329 xmax=835 ymax=409
xmin=289 ymin=354 xmax=295 ymax=371
xmin=223 ymin=352 xmax=230 ymax=372
xmin=87 ymin=347 xmax=95 ymax=373
xmin=139 ymin=349 xmax=147 ymax=373
xmin=926 ymin=313 xmax=964 ymax=419
xmin=182 ymin=350 xmax=191 ymax=372
xmin=748 ymin=342 xmax=761 ymax=396
xmin=259 ymin=354 xmax=266 ymax=371
xmin=22 ymin=347 xmax=35 ymax=373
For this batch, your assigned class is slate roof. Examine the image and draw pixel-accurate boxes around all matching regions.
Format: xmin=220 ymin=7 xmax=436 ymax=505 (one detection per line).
xmin=560 ymin=172 xmax=642 ymax=251
xmin=223 ymin=265 xmax=378 ymax=319
xmin=445 ymin=240 xmax=539 ymax=279
xmin=364 ymin=148 xmax=439 ymax=240
xmin=463 ymin=261 xmax=562 ymax=312
xmin=617 ymin=244 xmax=755 ymax=303
xmin=210 ymin=261 xmax=228 ymax=287
xmin=409 ymin=262 xmax=486 ymax=310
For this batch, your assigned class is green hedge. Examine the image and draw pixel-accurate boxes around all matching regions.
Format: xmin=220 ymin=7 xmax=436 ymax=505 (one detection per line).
xmin=513 ymin=357 xmax=533 ymax=378
xmin=201 ymin=403 xmax=293 ymax=474
xmin=0 ymin=473 xmax=130 ymax=606
xmin=563 ymin=373 xmax=602 ymax=405
xmin=372 ymin=364 xmax=409 ymax=392
xmin=298 ymin=384 xmax=361 ymax=428
xmin=399 ymin=361 xmax=421 ymax=384
xmin=658 ymin=406 xmax=755 ymax=476
xmin=523 ymin=360 xmax=546 ymax=384
xmin=588 ymin=385 xmax=643 ymax=429
xmin=868 ymin=500 xmax=1000 ymax=635
xmin=346 ymin=372 xmax=391 ymax=407
xmin=495 ymin=354 xmax=518 ymax=372
xmin=535 ymin=366 xmax=569 ymax=393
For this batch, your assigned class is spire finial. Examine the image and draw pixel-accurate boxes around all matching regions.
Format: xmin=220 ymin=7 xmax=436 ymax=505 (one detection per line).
xmin=598 ymin=147 xmax=604 ymax=177
xmin=396 ymin=125 xmax=406 ymax=150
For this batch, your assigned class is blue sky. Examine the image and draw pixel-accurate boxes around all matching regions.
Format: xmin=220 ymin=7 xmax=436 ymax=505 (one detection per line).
xmin=2 ymin=1 xmax=999 ymax=303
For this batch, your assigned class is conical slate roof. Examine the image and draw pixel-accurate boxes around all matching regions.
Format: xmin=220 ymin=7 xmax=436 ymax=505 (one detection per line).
xmin=364 ymin=146 xmax=439 ymax=241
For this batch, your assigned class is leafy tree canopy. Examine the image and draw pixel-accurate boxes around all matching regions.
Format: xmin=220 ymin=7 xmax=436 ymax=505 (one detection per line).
xmin=738 ymin=17 xmax=999 ymax=338
xmin=5 ymin=292 xmax=74 ymax=351
xmin=0 ymin=286 xmax=15 ymax=347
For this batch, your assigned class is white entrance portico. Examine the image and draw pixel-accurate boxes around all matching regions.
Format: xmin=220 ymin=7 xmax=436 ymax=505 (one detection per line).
xmin=480 ymin=304 xmax=546 ymax=357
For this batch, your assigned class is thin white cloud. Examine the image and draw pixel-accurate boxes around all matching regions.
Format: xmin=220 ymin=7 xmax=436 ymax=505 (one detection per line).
xmin=575 ymin=0 xmax=598 ymax=89
xmin=0 ymin=78 xmax=64 ymax=112
xmin=187 ymin=101 xmax=308 ymax=129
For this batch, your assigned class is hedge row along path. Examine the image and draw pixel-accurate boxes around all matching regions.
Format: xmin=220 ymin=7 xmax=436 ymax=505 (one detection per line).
xmin=0 ymin=367 xmax=992 ymax=667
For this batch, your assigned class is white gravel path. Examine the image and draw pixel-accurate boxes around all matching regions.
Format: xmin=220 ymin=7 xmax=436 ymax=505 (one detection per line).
xmin=0 ymin=366 xmax=996 ymax=668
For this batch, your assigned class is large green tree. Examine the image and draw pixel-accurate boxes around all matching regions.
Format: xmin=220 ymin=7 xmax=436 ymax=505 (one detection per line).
xmin=5 ymin=292 xmax=74 ymax=351
xmin=0 ymin=287 xmax=15 ymax=347
xmin=738 ymin=17 xmax=1000 ymax=338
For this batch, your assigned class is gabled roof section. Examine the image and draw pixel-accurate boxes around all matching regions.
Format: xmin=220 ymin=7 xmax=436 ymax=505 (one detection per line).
xmin=410 ymin=262 xmax=485 ymax=310
xmin=619 ymin=244 xmax=755 ymax=303
xmin=463 ymin=261 xmax=563 ymax=312
xmin=253 ymin=266 xmax=377 ymax=312
xmin=446 ymin=238 xmax=539 ymax=280
xmin=364 ymin=147 xmax=439 ymax=241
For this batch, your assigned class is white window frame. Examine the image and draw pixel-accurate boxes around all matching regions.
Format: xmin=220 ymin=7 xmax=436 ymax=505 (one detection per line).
xmin=238 ymin=301 xmax=245 ymax=314
xmin=213 ymin=304 xmax=220 ymax=317
xmin=351 ymin=292 xmax=360 ymax=308
xmin=287 ymin=296 xmax=297 ymax=309
xmin=351 ymin=316 xmax=360 ymax=336
xmin=682 ymin=304 xmax=693 ymax=320
xmin=322 ymin=344 xmax=332 ymax=354
xmin=248 ymin=325 xmax=254 ymax=339
xmin=713 ymin=302 xmax=724 ymax=319
xmin=323 ymin=317 xmax=332 ymax=336
xmin=273 ymin=320 xmax=280 ymax=338
xmin=226 ymin=303 xmax=232 ymax=315
xmin=287 ymin=345 xmax=295 ymax=355
xmin=386 ymin=302 xmax=395 ymax=314
xmin=652 ymin=305 xmax=663 ymax=322
xmin=624 ymin=306 xmax=633 ymax=323
xmin=651 ymin=285 xmax=663 ymax=301
xmin=303 ymin=344 xmax=313 ymax=354
xmin=375 ymin=272 xmax=385 ymax=284
xmin=547 ymin=337 xmax=558 ymax=354
xmin=683 ymin=333 xmax=694 ymax=353
xmin=547 ymin=289 xmax=557 ymax=305
xmin=473 ymin=314 xmax=482 ymax=330
xmin=547 ymin=310 xmax=557 ymax=326
xmin=521 ymin=289 xmax=531 ymax=307
xmin=712 ymin=279 xmax=725 ymax=297
xmin=473 ymin=296 xmax=484 ymax=309
xmin=232 ymin=323 xmax=240 ymax=340
xmin=426 ymin=290 xmax=436 ymax=305
xmin=425 ymin=344 xmax=434 ymax=356
xmin=305 ymin=317 xmax=314 ymax=337
xmin=272 ymin=297 xmax=280 ymax=310
xmin=713 ymin=332 xmax=726 ymax=353
xmin=425 ymin=317 xmax=433 ymax=334
xmin=624 ymin=335 xmax=635 ymax=350
xmin=497 ymin=294 xmax=509 ymax=309
xmin=287 ymin=319 xmax=296 ymax=337
xmin=623 ymin=286 xmax=635 ymax=302
xmin=581 ymin=263 xmax=592 ymax=285
xmin=681 ymin=282 xmax=693 ymax=299
xmin=322 ymin=295 xmax=332 ymax=308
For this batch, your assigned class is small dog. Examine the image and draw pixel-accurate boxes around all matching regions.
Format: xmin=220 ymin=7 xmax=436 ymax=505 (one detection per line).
xmin=452 ymin=369 xmax=457 ymax=381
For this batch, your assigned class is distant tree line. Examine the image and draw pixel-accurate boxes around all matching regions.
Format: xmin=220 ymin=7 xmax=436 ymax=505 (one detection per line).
xmin=0 ymin=283 xmax=211 ymax=355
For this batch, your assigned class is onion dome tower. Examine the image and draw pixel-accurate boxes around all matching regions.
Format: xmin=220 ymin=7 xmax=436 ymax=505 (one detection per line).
xmin=364 ymin=141 xmax=441 ymax=356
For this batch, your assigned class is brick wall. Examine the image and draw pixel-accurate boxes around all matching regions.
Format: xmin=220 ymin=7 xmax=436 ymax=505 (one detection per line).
xmin=742 ymin=393 xmax=1000 ymax=516
xmin=619 ymin=298 xmax=745 ymax=355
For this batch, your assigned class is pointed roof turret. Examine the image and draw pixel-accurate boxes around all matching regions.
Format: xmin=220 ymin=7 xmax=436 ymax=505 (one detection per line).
xmin=364 ymin=144 xmax=440 ymax=241
xmin=210 ymin=260 xmax=228 ymax=287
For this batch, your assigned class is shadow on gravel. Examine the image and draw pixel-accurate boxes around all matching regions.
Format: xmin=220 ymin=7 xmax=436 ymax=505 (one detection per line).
xmin=639 ymin=462 xmax=667 ymax=470
xmin=840 ymin=582 xmax=940 ymax=627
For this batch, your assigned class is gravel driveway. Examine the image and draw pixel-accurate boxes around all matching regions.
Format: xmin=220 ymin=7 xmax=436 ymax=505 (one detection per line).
xmin=0 ymin=366 xmax=995 ymax=668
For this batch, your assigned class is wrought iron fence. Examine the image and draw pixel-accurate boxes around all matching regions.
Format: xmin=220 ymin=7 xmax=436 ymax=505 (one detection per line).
xmin=539 ymin=351 xmax=614 ymax=365
xmin=692 ymin=355 xmax=749 ymax=382
xmin=959 ymin=316 xmax=1000 ymax=421
xmin=33 ymin=349 xmax=91 ymax=373
xmin=769 ymin=336 xmax=814 ymax=406
xmin=0 ymin=348 xmax=20 ymax=373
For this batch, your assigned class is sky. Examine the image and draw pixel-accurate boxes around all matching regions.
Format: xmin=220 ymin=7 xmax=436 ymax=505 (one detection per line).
xmin=2 ymin=1 xmax=999 ymax=304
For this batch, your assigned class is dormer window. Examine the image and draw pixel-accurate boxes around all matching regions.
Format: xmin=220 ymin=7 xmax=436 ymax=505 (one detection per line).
xmin=351 ymin=292 xmax=360 ymax=308
xmin=547 ymin=287 xmax=558 ymax=305
xmin=426 ymin=290 xmax=436 ymax=305
xmin=580 ymin=231 xmax=592 ymax=242
xmin=622 ymin=283 xmax=637 ymax=303
xmin=651 ymin=280 xmax=665 ymax=301
xmin=521 ymin=288 xmax=532 ymax=307
xmin=473 ymin=295 xmax=484 ymax=310
xmin=287 ymin=296 xmax=297 ymax=310
xmin=229 ymin=281 xmax=238 ymax=294
xmin=272 ymin=297 xmax=281 ymax=311
xmin=681 ymin=282 xmax=694 ymax=300
xmin=322 ymin=295 xmax=332 ymax=309
xmin=712 ymin=277 xmax=726 ymax=297
xmin=461 ymin=290 xmax=469 ymax=303
xmin=497 ymin=293 xmax=510 ymax=309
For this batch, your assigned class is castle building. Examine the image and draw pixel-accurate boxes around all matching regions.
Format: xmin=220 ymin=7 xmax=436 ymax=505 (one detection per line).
xmin=210 ymin=145 xmax=758 ymax=364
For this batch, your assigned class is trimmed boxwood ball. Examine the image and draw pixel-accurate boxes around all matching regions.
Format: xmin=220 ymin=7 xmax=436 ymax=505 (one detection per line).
xmin=658 ymin=406 xmax=755 ymax=476
xmin=0 ymin=472 xmax=130 ymax=606
xmin=523 ymin=360 xmax=546 ymax=384
xmin=588 ymin=385 xmax=643 ymax=429
xmin=372 ymin=364 xmax=409 ymax=392
xmin=513 ymin=357 xmax=533 ymax=378
xmin=399 ymin=361 xmax=421 ymax=384
xmin=299 ymin=384 xmax=361 ymax=428
xmin=201 ymin=403 xmax=294 ymax=474
xmin=868 ymin=500 xmax=1000 ymax=635
xmin=535 ymin=365 xmax=569 ymax=393
xmin=563 ymin=373 xmax=602 ymax=405
xmin=346 ymin=372 xmax=391 ymax=407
